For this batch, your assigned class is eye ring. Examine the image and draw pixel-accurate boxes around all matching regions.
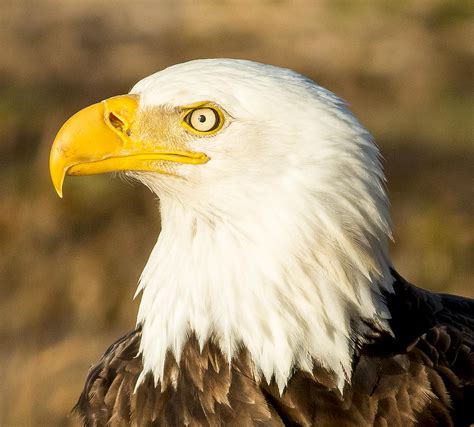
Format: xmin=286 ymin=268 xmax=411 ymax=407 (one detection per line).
xmin=183 ymin=107 xmax=223 ymax=134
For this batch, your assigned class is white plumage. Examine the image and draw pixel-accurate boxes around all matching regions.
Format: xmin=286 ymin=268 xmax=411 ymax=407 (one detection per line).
xmin=129 ymin=59 xmax=394 ymax=392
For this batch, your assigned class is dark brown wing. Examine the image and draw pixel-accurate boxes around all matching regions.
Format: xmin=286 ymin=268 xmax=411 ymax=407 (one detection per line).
xmin=387 ymin=270 xmax=474 ymax=349
xmin=75 ymin=272 xmax=473 ymax=426
xmin=358 ymin=271 xmax=474 ymax=426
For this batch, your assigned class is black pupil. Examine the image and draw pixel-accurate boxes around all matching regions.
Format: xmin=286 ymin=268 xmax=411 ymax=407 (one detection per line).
xmin=198 ymin=114 xmax=206 ymax=123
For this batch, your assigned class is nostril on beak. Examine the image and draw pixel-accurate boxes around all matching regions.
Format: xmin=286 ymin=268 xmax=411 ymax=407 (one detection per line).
xmin=109 ymin=112 xmax=125 ymax=133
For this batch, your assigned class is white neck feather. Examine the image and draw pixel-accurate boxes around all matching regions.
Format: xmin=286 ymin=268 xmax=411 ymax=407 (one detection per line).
xmin=135 ymin=171 xmax=393 ymax=392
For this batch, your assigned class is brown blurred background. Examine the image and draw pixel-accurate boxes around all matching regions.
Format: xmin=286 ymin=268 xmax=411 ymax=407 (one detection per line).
xmin=1 ymin=0 xmax=473 ymax=425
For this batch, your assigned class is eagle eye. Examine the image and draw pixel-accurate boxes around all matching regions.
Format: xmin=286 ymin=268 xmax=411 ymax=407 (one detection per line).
xmin=182 ymin=107 xmax=223 ymax=134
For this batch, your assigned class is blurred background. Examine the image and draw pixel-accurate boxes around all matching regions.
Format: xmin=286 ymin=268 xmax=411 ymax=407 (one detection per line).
xmin=1 ymin=0 xmax=472 ymax=425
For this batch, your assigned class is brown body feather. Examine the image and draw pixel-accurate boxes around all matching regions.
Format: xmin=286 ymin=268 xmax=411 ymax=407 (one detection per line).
xmin=75 ymin=272 xmax=474 ymax=426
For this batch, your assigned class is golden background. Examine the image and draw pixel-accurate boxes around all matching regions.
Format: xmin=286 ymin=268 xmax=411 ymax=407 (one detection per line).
xmin=1 ymin=1 xmax=472 ymax=425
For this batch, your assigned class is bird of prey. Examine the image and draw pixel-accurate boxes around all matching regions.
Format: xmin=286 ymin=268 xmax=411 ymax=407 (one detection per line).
xmin=50 ymin=59 xmax=473 ymax=426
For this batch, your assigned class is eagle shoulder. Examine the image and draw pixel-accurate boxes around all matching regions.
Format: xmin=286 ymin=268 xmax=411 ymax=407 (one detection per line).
xmin=369 ymin=271 xmax=474 ymax=425
xmin=74 ymin=328 xmax=143 ymax=426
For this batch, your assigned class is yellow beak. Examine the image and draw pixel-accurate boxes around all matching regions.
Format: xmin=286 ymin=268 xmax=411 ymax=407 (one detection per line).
xmin=49 ymin=95 xmax=208 ymax=197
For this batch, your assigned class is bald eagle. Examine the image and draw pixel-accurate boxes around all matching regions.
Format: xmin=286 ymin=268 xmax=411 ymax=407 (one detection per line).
xmin=50 ymin=59 xmax=473 ymax=426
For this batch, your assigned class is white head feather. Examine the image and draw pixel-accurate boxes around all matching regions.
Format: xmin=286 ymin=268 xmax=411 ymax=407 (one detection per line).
xmin=129 ymin=59 xmax=394 ymax=392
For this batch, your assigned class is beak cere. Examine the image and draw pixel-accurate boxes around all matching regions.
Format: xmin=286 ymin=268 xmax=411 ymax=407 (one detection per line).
xmin=49 ymin=94 xmax=209 ymax=197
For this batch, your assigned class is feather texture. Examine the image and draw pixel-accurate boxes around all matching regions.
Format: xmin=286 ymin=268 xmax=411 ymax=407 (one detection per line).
xmin=75 ymin=273 xmax=474 ymax=426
